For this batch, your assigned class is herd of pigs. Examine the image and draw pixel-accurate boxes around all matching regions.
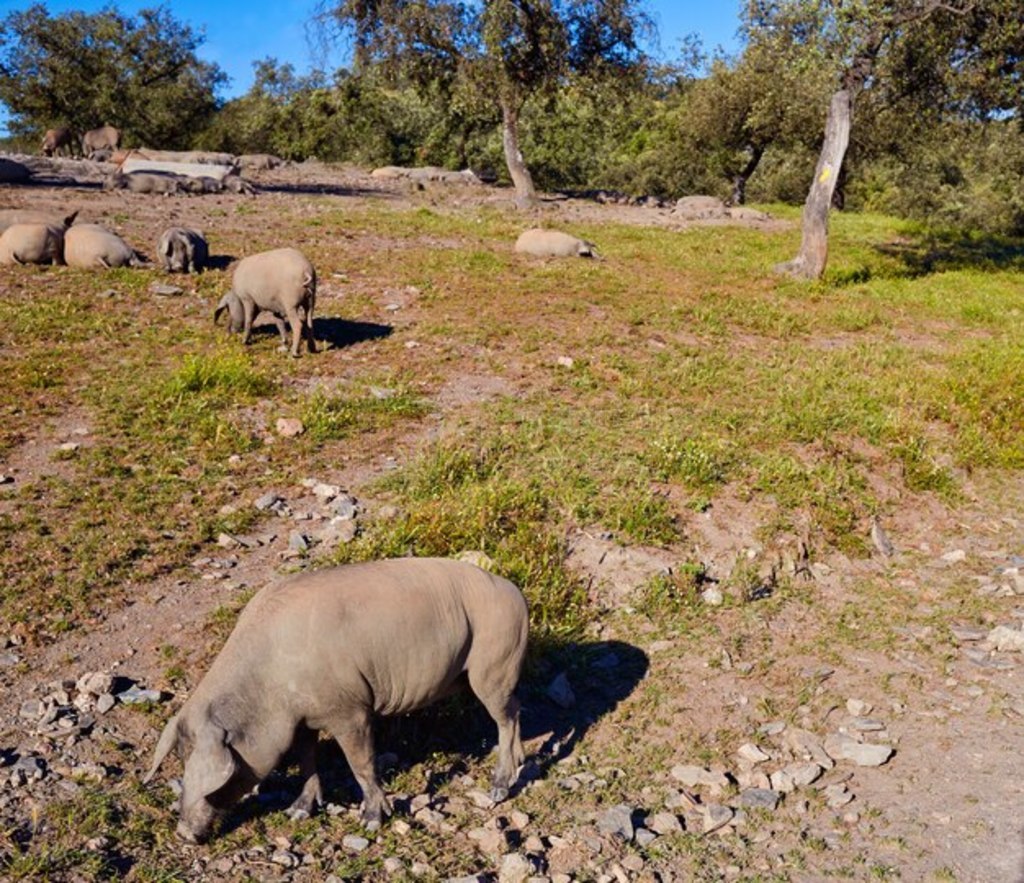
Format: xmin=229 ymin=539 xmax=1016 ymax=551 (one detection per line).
xmin=2 ymin=149 xmax=608 ymax=839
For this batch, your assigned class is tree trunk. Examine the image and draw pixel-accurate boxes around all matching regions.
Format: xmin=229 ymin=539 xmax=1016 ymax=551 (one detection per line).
xmin=500 ymin=99 xmax=537 ymax=209
xmin=774 ymin=89 xmax=852 ymax=280
xmin=730 ymin=144 xmax=765 ymax=206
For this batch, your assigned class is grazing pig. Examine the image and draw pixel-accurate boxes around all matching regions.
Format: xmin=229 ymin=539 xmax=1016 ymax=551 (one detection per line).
xmin=157 ymin=226 xmax=207 ymax=273
xmin=215 ymin=247 xmax=316 ymax=357
xmin=41 ymin=127 xmax=77 ymax=157
xmin=81 ymin=125 xmax=120 ymax=158
xmin=514 ymin=228 xmax=598 ymax=258
xmin=144 ymin=558 xmax=529 ymax=843
xmin=64 ymin=224 xmax=143 ymax=268
xmin=0 ymin=223 xmax=65 ymax=265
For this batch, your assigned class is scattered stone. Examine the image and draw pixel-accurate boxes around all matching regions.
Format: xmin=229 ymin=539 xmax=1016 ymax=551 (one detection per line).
xmin=738 ymin=788 xmax=780 ymax=810
xmin=499 ymin=852 xmax=535 ymax=883
xmin=275 ymin=417 xmax=305 ymax=438
xmin=331 ymin=495 xmax=358 ymax=519
xmin=150 ymin=283 xmax=184 ymax=297
xmin=546 ymin=672 xmax=576 ymax=708
xmin=635 ymin=827 xmax=658 ymax=847
xmin=950 ymin=625 xmax=988 ymax=642
xmin=849 ymin=717 xmax=886 ymax=732
xmin=647 ymin=811 xmax=683 ymax=835
xmin=216 ymin=533 xmax=240 ymax=548
xmin=621 ymin=854 xmax=646 ymax=872
xmin=556 ymin=356 xmax=575 ymax=369
xmin=597 ymin=804 xmax=635 ymax=840
xmin=845 ymin=699 xmax=873 ymax=717
xmin=96 ymin=693 xmax=116 ymax=714
xmin=870 ymin=518 xmax=895 ymax=557
xmin=270 ymin=849 xmax=300 ymax=868
xmin=671 ymin=765 xmax=730 ymax=789
xmin=701 ymin=586 xmax=724 ymax=606
xmin=57 ymin=442 xmax=80 ymax=453
xmin=759 ymin=721 xmax=786 ymax=737
xmin=19 ymin=699 xmax=45 ymax=720
xmin=288 ymin=531 xmax=310 ymax=553
xmin=312 ymin=482 xmax=342 ymax=502
xmin=254 ymin=492 xmax=282 ymax=511
xmin=824 ymin=734 xmax=894 ymax=767
xmin=737 ymin=743 xmax=770 ymax=764
xmin=342 ymin=834 xmax=369 ymax=853
xmin=116 ymin=685 xmax=162 ymax=705
xmin=468 ymin=826 xmax=504 ymax=855
xmin=508 ymin=809 xmax=531 ymax=829
xmin=383 ymin=857 xmax=404 ymax=874
xmin=785 ymin=729 xmax=835 ymax=770
xmin=0 ymin=650 xmax=19 ymax=666
xmin=701 ymin=803 xmax=734 ymax=834
xmin=987 ymin=625 xmax=1024 ymax=653
xmin=466 ymin=789 xmax=496 ymax=810
xmin=823 ymin=783 xmax=854 ymax=809
xmin=941 ymin=549 xmax=967 ymax=563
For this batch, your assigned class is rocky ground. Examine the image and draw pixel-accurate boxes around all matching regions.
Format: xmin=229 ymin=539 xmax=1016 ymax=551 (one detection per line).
xmin=0 ymin=158 xmax=1022 ymax=882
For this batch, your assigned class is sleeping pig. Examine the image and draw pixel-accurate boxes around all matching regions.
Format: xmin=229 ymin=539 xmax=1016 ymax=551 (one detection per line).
xmin=144 ymin=557 xmax=530 ymax=843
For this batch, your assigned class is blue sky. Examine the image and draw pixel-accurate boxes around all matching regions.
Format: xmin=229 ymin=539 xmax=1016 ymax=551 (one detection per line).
xmin=8 ymin=1 xmax=745 ymax=100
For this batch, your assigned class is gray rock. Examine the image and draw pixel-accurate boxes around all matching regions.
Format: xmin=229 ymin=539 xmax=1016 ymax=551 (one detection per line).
xmin=950 ymin=625 xmax=988 ymax=642
xmin=849 ymin=717 xmax=886 ymax=732
xmin=288 ymin=531 xmax=310 ymax=552
xmin=870 ymin=518 xmax=895 ymax=557
xmin=342 ymin=834 xmax=369 ymax=852
xmin=270 ymin=849 xmax=300 ymax=868
xmin=597 ymin=804 xmax=635 ymax=840
xmin=758 ymin=721 xmax=786 ymax=736
xmin=546 ymin=672 xmax=576 ymax=708
xmin=823 ymin=784 xmax=854 ymax=809
xmin=738 ymin=788 xmax=780 ymax=810
xmin=254 ymin=492 xmax=282 ymax=511
xmin=785 ymin=728 xmax=835 ymax=770
xmin=701 ymin=803 xmax=734 ymax=833
xmin=116 ymin=685 xmax=162 ymax=705
xmin=78 ymin=672 xmax=114 ymax=696
xmin=737 ymin=743 xmax=770 ymax=763
xmin=0 ymin=650 xmax=18 ymax=667
xmin=824 ymin=734 xmax=894 ymax=767
xmin=498 ymin=852 xmax=535 ymax=883
xmin=670 ymin=764 xmax=730 ymax=789
xmin=96 ymin=693 xmax=116 ymax=714
xmin=987 ymin=625 xmax=1024 ymax=652
xmin=647 ymin=811 xmax=683 ymax=835
xmin=383 ymin=857 xmax=404 ymax=874
xmin=635 ymin=827 xmax=658 ymax=847
xmin=331 ymin=495 xmax=358 ymax=519
xmin=19 ymin=699 xmax=44 ymax=720
xmin=150 ymin=283 xmax=184 ymax=297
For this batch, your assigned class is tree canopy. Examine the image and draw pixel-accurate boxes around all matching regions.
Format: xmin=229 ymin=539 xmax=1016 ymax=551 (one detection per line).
xmin=0 ymin=4 xmax=226 ymax=149
xmin=321 ymin=0 xmax=652 ymax=204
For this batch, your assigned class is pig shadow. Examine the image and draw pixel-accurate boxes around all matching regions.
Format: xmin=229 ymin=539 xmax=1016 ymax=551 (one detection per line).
xmin=221 ymin=639 xmax=648 ymax=832
xmin=237 ymin=317 xmax=392 ymax=350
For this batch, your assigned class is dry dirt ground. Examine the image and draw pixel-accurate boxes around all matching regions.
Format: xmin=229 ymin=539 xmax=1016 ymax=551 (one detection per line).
xmin=0 ymin=160 xmax=1022 ymax=883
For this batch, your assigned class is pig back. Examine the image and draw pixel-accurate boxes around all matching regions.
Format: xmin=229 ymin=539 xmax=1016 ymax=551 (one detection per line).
xmin=228 ymin=558 xmax=527 ymax=718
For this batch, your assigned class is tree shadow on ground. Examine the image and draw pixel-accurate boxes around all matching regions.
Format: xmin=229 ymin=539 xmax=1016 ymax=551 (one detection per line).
xmin=875 ymin=229 xmax=1024 ymax=276
xmin=219 ymin=639 xmax=648 ymax=834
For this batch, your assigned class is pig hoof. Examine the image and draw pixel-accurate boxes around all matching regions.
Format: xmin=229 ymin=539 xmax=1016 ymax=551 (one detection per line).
xmin=489 ymin=785 xmax=509 ymax=803
xmin=286 ymin=808 xmax=310 ymax=821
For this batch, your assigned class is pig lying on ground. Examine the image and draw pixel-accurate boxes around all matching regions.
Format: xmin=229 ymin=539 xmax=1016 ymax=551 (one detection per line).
xmin=157 ymin=226 xmax=207 ymax=273
xmin=104 ymin=171 xmax=185 ymax=195
xmin=64 ymin=224 xmax=143 ymax=268
xmin=144 ymin=557 xmax=530 ymax=843
xmin=514 ymin=228 xmax=598 ymax=258
xmin=0 ymin=210 xmax=78 ymax=236
xmin=215 ymin=247 xmax=316 ymax=356
xmin=0 ymin=223 xmax=65 ymax=265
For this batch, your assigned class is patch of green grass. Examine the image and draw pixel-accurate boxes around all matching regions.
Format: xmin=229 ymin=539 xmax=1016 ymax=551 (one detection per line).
xmin=300 ymin=385 xmax=427 ymax=442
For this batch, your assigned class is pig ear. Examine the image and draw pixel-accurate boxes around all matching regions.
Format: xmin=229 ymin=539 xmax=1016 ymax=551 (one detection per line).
xmin=144 ymin=713 xmax=181 ymax=784
xmin=190 ymin=722 xmax=238 ymax=799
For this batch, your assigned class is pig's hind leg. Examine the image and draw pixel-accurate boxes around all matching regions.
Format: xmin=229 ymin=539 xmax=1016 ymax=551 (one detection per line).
xmin=285 ymin=723 xmax=323 ymax=819
xmin=469 ymin=671 xmax=525 ymax=802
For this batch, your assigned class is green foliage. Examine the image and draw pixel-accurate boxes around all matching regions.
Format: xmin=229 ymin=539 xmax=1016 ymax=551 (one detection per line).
xmin=0 ymin=4 xmax=226 ymax=147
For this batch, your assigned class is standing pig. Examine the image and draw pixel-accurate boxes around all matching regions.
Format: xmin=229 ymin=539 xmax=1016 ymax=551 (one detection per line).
xmin=514 ymin=228 xmax=598 ymax=258
xmin=144 ymin=557 xmax=530 ymax=843
xmin=41 ymin=127 xmax=77 ymax=157
xmin=64 ymin=224 xmax=143 ymax=268
xmin=0 ymin=223 xmax=65 ymax=265
xmin=157 ymin=226 xmax=207 ymax=273
xmin=215 ymin=247 xmax=316 ymax=357
xmin=81 ymin=125 xmax=120 ymax=158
